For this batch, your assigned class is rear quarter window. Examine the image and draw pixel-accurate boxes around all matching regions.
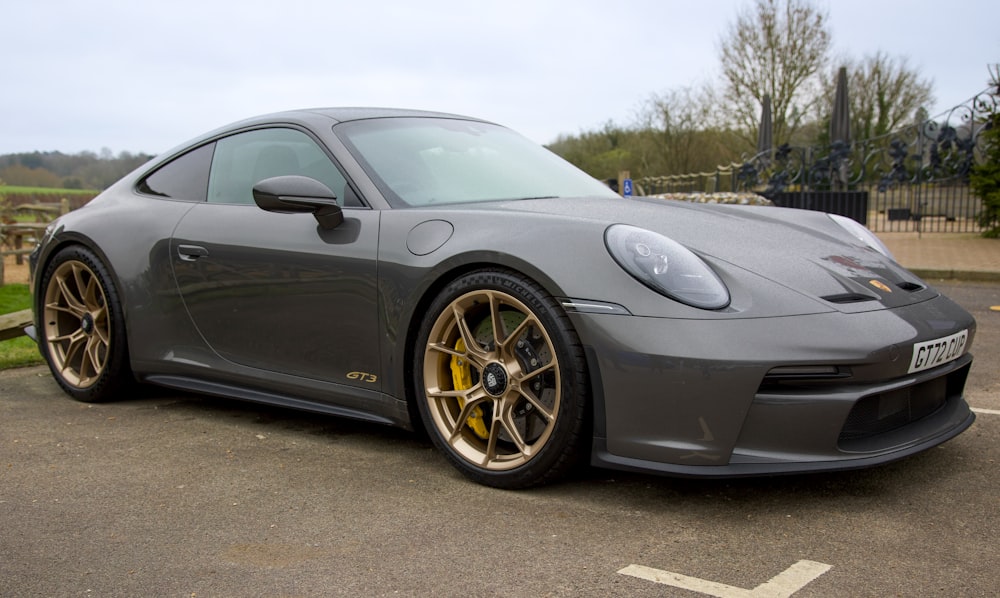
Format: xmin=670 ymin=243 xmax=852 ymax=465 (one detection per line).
xmin=136 ymin=143 xmax=215 ymax=201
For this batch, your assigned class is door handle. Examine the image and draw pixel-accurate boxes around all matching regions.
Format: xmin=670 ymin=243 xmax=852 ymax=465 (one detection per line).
xmin=177 ymin=244 xmax=209 ymax=261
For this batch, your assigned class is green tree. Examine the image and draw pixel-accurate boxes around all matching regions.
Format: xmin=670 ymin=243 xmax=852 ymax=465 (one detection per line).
xmin=547 ymin=121 xmax=635 ymax=181
xmin=718 ymin=0 xmax=831 ymax=148
xmin=970 ymin=66 xmax=1000 ymax=238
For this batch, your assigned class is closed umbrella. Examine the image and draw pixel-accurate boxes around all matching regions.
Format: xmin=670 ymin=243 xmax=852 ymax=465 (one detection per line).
xmin=830 ymin=67 xmax=851 ymax=143
xmin=829 ymin=67 xmax=851 ymax=189
xmin=757 ymin=94 xmax=773 ymax=160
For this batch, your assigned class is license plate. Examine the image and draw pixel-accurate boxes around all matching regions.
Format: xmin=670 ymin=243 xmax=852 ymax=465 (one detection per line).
xmin=908 ymin=329 xmax=968 ymax=374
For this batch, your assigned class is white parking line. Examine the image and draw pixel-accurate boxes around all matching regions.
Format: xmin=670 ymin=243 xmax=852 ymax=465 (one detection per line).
xmin=972 ymin=407 xmax=1000 ymax=415
xmin=618 ymin=560 xmax=832 ymax=598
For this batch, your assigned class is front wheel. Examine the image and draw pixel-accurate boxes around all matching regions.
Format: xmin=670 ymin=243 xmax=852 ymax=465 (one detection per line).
xmin=414 ymin=269 xmax=589 ymax=488
xmin=38 ymin=245 xmax=132 ymax=402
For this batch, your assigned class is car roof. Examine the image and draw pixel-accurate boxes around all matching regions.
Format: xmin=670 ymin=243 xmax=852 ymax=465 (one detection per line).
xmin=293 ymin=107 xmax=483 ymax=123
xmin=230 ymin=107 xmax=489 ymax=129
xmin=148 ymin=107 xmax=493 ymax=167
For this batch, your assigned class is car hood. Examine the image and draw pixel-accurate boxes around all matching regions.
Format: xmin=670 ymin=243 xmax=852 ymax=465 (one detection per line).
xmin=495 ymin=196 xmax=936 ymax=313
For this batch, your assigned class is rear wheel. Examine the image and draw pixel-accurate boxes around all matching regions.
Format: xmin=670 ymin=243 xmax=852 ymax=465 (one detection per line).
xmin=415 ymin=269 xmax=589 ymax=488
xmin=38 ymin=246 xmax=132 ymax=402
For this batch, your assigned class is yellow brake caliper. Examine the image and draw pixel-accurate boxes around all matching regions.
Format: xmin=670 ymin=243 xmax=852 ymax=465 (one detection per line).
xmin=450 ymin=338 xmax=489 ymax=439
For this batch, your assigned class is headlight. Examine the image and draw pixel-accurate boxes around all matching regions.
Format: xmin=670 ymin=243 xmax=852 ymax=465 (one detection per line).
xmin=605 ymin=224 xmax=730 ymax=310
xmin=829 ymin=214 xmax=894 ymax=259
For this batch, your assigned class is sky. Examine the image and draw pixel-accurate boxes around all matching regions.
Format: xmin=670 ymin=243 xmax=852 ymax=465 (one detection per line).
xmin=3 ymin=0 xmax=998 ymax=156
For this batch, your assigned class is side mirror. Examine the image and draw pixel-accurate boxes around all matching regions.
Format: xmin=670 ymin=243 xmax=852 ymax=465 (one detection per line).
xmin=252 ymin=175 xmax=344 ymax=229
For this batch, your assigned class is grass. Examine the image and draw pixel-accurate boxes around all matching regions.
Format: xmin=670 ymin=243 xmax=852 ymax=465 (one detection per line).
xmin=0 ymin=283 xmax=30 ymax=313
xmin=2 ymin=184 xmax=99 ymax=215
xmin=0 ymin=283 xmax=43 ymax=369
xmin=0 ymin=185 xmax=99 ymax=196
xmin=9 ymin=212 xmax=42 ymax=222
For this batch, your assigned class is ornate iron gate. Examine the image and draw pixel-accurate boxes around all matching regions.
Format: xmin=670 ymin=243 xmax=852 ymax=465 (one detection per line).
xmin=639 ymin=88 xmax=997 ymax=233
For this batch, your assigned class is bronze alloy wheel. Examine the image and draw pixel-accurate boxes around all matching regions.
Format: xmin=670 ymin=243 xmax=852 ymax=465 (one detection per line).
xmin=43 ymin=259 xmax=111 ymax=388
xmin=417 ymin=270 xmax=588 ymax=487
xmin=39 ymin=246 xmax=131 ymax=402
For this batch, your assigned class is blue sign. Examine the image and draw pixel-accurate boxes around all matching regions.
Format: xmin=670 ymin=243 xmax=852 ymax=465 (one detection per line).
xmin=623 ymin=178 xmax=633 ymax=197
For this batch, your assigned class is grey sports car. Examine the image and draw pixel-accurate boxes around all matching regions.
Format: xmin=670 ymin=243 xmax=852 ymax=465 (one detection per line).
xmin=29 ymin=108 xmax=976 ymax=488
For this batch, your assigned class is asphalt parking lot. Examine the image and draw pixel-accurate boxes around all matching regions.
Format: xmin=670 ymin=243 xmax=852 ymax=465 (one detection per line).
xmin=2 ymin=281 xmax=998 ymax=597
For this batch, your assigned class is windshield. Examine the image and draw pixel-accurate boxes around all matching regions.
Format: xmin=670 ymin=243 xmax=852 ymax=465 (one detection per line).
xmin=335 ymin=117 xmax=618 ymax=207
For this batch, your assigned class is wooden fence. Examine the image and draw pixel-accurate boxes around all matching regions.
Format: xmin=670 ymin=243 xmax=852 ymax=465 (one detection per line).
xmin=1 ymin=200 xmax=70 ymax=340
xmin=0 ymin=309 xmax=32 ymax=341
xmin=1 ymin=199 xmax=69 ymax=286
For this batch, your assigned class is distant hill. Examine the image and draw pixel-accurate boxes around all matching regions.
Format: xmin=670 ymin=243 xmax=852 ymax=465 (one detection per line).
xmin=0 ymin=150 xmax=154 ymax=191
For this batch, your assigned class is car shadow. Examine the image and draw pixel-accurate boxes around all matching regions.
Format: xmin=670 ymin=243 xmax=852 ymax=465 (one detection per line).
xmin=80 ymin=381 xmax=983 ymax=512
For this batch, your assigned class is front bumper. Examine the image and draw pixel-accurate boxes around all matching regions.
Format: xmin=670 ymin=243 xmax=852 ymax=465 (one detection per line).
xmin=570 ymin=295 xmax=977 ymax=477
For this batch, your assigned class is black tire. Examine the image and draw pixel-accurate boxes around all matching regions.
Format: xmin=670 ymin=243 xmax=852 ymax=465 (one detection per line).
xmin=37 ymin=245 xmax=133 ymax=402
xmin=414 ymin=269 xmax=589 ymax=488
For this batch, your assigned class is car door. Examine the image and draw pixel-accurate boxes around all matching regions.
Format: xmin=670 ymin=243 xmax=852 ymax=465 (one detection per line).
xmin=169 ymin=127 xmax=381 ymax=388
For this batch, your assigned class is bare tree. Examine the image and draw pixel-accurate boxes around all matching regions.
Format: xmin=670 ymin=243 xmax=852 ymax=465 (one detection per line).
xmin=633 ymin=85 xmax=738 ymax=175
xmin=822 ymin=51 xmax=934 ymax=141
xmin=718 ymin=0 xmax=831 ymax=148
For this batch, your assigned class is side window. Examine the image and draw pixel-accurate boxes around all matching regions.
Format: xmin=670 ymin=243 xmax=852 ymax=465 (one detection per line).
xmin=206 ymin=128 xmax=357 ymax=206
xmin=136 ymin=143 xmax=214 ymax=201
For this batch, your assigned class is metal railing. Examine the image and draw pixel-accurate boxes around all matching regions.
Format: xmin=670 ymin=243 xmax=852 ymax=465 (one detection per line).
xmin=638 ymin=87 xmax=998 ymax=233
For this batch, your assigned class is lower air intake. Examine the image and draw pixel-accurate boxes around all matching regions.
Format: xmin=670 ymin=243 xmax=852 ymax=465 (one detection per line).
xmin=839 ymin=364 xmax=969 ymax=446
